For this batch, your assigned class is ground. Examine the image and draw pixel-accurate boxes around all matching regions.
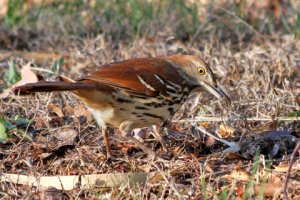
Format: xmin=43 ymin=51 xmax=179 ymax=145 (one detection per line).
xmin=0 ymin=0 xmax=299 ymax=199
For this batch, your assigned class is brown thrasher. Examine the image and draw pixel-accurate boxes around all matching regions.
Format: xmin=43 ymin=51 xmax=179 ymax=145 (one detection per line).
xmin=15 ymin=55 xmax=230 ymax=158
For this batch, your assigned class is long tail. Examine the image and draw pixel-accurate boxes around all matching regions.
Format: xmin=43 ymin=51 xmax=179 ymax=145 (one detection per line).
xmin=14 ymin=81 xmax=97 ymax=95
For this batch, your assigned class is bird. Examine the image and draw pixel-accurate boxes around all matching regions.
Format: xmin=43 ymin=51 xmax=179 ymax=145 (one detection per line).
xmin=14 ymin=55 xmax=231 ymax=158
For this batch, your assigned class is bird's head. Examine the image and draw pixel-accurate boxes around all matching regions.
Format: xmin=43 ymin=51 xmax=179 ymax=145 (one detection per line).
xmin=165 ymin=55 xmax=231 ymax=104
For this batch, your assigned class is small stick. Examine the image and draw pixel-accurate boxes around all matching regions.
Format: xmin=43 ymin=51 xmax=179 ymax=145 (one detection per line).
xmin=173 ymin=116 xmax=299 ymax=123
xmin=283 ymin=140 xmax=300 ymax=200
xmin=194 ymin=126 xmax=236 ymax=147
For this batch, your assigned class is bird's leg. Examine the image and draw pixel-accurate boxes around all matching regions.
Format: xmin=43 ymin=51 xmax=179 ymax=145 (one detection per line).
xmin=119 ymin=121 xmax=157 ymax=159
xmin=102 ymin=128 xmax=112 ymax=158
xmin=89 ymin=109 xmax=113 ymax=159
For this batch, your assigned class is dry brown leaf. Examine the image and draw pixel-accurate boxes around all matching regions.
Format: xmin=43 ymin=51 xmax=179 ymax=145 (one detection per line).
xmin=295 ymin=93 xmax=300 ymax=106
xmin=172 ymin=146 xmax=182 ymax=154
xmin=133 ymin=128 xmax=148 ymax=142
xmin=50 ymin=129 xmax=78 ymax=148
xmin=273 ymin=164 xmax=290 ymax=172
xmin=117 ymin=143 xmax=136 ymax=154
xmin=48 ymin=117 xmax=64 ymax=127
xmin=0 ymin=63 xmax=38 ymax=99
xmin=199 ymin=122 xmax=210 ymax=128
xmin=204 ymin=164 xmax=214 ymax=173
xmin=47 ymin=103 xmax=64 ymax=118
xmin=219 ymin=124 xmax=236 ymax=138
xmin=74 ymin=104 xmax=93 ymax=124
xmin=35 ymin=129 xmax=78 ymax=151
xmin=252 ymin=121 xmax=278 ymax=132
xmin=235 ymin=186 xmax=244 ymax=200
xmin=0 ymin=90 xmax=12 ymax=99
xmin=148 ymin=172 xmax=164 ymax=183
xmin=64 ymin=103 xmax=75 ymax=115
xmin=205 ymin=136 xmax=216 ymax=146
xmin=223 ymin=169 xmax=250 ymax=181
xmin=171 ymin=123 xmax=186 ymax=132
xmin=139 ymin=165 xmax=152 ymax=173
xmin=231 ymin=170 xmax=250 ymax=181
xmin=254 ymin=182 xmax=283 ymax=197
xmin=34 ymin=117 xmax=47 ymax=129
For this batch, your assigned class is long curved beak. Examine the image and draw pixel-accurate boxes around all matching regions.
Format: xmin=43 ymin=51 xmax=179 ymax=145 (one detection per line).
xmin=215 ymin=86 xmax=231 ymax=105
xmin=195 ymin=81 xmax=231 ymax=105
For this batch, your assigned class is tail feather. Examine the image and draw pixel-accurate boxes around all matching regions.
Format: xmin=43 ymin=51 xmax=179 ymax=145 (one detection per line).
xmin=14 ymin=81 xmax=97 ymax=94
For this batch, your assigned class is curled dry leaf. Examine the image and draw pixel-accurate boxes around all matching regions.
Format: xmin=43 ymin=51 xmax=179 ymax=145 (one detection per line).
xmin=133 ymin=128 xmax=148 ymax=142
xmin=47 ymin=103 xmax=64 ymax=118
xmin=35 ymin=129 xmax=78 ymax=151
xmin=51 ymin=129 xmax=78 ymax=147
xmin=199 ymin=122 xmax=210 ymax=128
xmin=0 ymin=63 xmax=38 ymax=99
xmin=231 ymin=170 xmax=250 ymax=181
xmin=223 ymin=169 xmax=250 ymax=181
xmin=219 ymin=124 xmax=236 ymax=138
xmin=274 ymin=164 xmax=290 ymax=173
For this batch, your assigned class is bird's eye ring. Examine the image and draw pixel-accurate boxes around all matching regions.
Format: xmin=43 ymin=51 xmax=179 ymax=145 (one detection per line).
xmin=197 ymin=67 xmax=205 ymax=75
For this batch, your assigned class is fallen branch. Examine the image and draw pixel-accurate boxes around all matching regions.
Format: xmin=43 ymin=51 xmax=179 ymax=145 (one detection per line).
xmin=0 ymin=172 xmax=151 ymax=190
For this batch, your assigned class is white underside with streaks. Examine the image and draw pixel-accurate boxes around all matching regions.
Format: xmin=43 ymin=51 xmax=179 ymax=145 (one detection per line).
xmin=78 ymin=88 xmax=187 ymax=131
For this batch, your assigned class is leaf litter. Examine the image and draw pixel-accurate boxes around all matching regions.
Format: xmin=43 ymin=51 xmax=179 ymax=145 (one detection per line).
xmin=0 ymin=2 xmax=300 ymax=199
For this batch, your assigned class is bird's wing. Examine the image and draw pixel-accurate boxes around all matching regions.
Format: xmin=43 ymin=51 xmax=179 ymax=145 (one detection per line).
xmin=82 ymin=58 xmax=185 ymax=97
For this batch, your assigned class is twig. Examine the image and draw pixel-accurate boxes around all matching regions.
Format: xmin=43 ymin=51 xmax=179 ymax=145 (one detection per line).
xmin=30 ymin=67 xmax=56 ymax=74
xmin=173 ymin=116 xmax=299 ymax=123
xmin=30 ymin=67 xmax=74 ymax=82
xmin=283 ymin=140 xmax=300 ymax=200
xmin=152 ymin=163 xmax=183 ymax=200
xmin=195 ymin=126 xmax=236 ymax=147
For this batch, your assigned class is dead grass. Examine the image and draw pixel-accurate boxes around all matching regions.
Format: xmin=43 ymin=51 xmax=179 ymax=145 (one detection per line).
xmin=0 ymin=0 xmax=300 ymax=199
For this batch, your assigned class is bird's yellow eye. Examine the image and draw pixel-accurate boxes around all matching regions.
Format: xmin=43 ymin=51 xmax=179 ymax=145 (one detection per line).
xmin=197 ymin=67 xmax=205 ymax=75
